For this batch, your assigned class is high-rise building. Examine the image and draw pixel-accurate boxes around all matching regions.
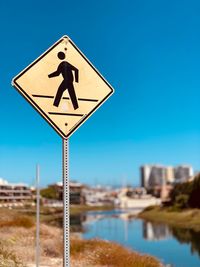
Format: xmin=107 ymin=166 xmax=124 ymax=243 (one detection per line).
xmin=140 ymin=165 xmax=166 ymax=188
xmin=140 ymin=165 xmax=152 ymax=188
xmin=165 ymin=166 xmax=175 ymax=183
xmin=174 ymin=165 xmax=193 ymax=181
xmin=148 ymin=165 xmax=166 ymax=187
xmin=140 ymin=164 xmax=194 ymax=189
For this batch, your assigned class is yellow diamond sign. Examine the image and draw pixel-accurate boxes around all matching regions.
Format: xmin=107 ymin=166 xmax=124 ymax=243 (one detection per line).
xmin=12 ymin=36 xmax=114 ymax=139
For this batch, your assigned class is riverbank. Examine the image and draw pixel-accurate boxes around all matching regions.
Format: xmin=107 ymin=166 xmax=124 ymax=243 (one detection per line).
xmin=139 ymin=205 xmax=200 ymax=231
xmin=0 ymin=207 xmax=163 ymax=267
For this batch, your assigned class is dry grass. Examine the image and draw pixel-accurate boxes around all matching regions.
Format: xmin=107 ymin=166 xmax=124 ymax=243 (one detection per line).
xmin=0 ymin=224 xmax=63 ymax=266
xmin=0 ymin=215 xmax=34 ymax=228
xmin=0 ymin=241 xmax=24 ymax=267
xmin=40 ymin=224 xmax=63 ymax=258
xmin=71 ymin=238 xmax=162 ymax=267
xmin=0 ymin=208 xmax=34 ymax=229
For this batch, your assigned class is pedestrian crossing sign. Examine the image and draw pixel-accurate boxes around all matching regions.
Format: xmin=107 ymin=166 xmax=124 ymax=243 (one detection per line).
xmin=12 ymin=36 xmax=114 ymax=139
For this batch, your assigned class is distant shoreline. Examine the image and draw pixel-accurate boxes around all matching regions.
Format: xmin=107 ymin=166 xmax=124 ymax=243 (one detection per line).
xmin=138 ymin=205 xmax=200 ymax=232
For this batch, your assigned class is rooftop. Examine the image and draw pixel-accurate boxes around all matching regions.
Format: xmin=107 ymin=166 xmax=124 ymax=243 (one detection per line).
xmin=0 ymin=178 xmax=28 ymax=187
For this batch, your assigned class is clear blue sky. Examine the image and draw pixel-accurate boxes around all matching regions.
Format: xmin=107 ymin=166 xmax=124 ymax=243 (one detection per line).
xmin=1 ymin=0 xmax=200 ymax=187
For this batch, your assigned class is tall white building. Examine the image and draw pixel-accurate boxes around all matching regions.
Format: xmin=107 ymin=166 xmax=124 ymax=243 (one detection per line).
xmin=140 ymin=164 xmax=194 ymax=189
xmin=140 ymin=165 xmax=152 ymax=188
xmin=140 ymin=165 xmax=166 ymax=188
xmin=148 ymin=165 xmax=166 ymax=187
xmin=165 ymin=166 xmax=175 ymax=183
xmin=174 ymin=165 xmax=194 ymax=181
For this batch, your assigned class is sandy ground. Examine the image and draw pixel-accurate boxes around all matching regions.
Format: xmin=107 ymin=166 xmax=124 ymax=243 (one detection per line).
xmin=0 ymin=224 xmax=63 ymax=267
xmin=0 ymin=223 xmax=102 ymax=267
xmin=0 ymin=216 xmax=162 ymax=267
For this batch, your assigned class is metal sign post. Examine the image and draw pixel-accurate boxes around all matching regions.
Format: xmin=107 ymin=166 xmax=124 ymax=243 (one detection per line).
xmin=36 ymin=165 xmax=40 ymax=267
xmin=63 ymin=139 xmax=70 ymax=266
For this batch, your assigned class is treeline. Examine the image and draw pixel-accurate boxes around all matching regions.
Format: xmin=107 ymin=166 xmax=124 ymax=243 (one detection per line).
xmin=170 ymin=173 xmax=200 ymax=209
xmin=40 ymin=187 xmax=58 ymax=199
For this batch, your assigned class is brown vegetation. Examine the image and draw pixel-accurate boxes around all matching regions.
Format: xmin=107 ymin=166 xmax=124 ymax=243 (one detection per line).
xmin=0 ymin=215 xmax=34 ymax=228
xmin=0 ymin=222 xmax=162 ymax=267
xmin=0 ymin=208 xmax=163 ymax=267
xmin=71 ymin=238 xmax=162 ymax=267
xmin=0 ymin=241 xmax=24 ymax=267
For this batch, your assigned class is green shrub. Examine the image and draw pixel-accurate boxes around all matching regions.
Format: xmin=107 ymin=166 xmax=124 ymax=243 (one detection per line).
xmin=175 ymin=194 xmax=189 ymax=209
xmin=40 ymin=187 xmax=58 ymax=199
xmin=142 ymin=205 xmax=157 ymax=212
xmin=170 ymin=173 xmax=200 ymax=209
xmin=167 ymin=205 xmax=181 ymax=212
xmin=188 ymin=174 xmax=200 ymax=208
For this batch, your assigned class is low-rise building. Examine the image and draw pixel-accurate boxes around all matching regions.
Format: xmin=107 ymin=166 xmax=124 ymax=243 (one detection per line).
xmin=0 ymin=178 xmax=32 ymax=202
xmin=117 ymin=187 xmax=161 ymax=209
xmin=83 ymin=185 xmax=115 ymax=206
xmin=47 ymin=181 xmax=85 ymax=205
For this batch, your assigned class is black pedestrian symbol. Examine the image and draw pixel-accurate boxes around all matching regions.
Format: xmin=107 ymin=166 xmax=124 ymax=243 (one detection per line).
xmin=48 ymin=51 xmax=79 ymax=110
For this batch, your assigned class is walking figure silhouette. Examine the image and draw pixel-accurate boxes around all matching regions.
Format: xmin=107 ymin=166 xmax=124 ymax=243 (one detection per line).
xmin=48 ymin=51 xmax=79 ymax=110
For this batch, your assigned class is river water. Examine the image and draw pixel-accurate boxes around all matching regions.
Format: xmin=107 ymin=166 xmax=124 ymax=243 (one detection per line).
xmin=75 ymin=209 xmax=200 ymax=267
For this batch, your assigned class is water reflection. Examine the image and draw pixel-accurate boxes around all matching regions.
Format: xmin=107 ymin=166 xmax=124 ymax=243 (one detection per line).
xmin=171 ymin=227 xmax=200 ymax=257
xmin=69 ymin=210 xmax=200 ymax=266
xmin=50 ymin=213 xmax=87 ymax=232
xmin=70 ymin=210 xmax=200 ymax=257
xmin=143 ymin=221 xmax=200 ymax=257
xmin=143 ymin=221 xmax=171 ymax=241
xmin=70 ymin=213 xmax=87 ymax=232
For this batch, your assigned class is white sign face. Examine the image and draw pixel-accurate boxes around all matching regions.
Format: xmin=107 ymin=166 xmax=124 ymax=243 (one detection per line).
xmin=12 ymin=36 xmax=114 ymax=139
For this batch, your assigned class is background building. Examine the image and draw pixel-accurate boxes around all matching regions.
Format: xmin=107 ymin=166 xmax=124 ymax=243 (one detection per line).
xmin=141 ymin=165 xmax=166 ymax=189
xmin=140 ymin=164 xmax=194 ymax=190
xmin=165 ymin=166 xmax=175 ymax=183
xmin=141 ymin=165 xmax=152 ymax=188
xmin=0 ymin=178 xmax=32 ymax=203
xmin=46 ymin=181 xmax=85 ymax=205
xmin=148 ymin=165 xmax=166 ymax=187
xmin=174 ymin=165 xmax=194 ymax=182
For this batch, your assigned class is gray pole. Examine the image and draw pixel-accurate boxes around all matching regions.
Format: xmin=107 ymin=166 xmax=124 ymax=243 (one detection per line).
xmin=36 ymin=164 xmax=40 ymax=267
xmin=63 ymin=139 xmax=70 ymax=267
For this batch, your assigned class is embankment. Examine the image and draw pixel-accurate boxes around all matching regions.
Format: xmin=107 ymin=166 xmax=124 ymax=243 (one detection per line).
xmin=139 ymin=205 xmax=200 ymax=231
